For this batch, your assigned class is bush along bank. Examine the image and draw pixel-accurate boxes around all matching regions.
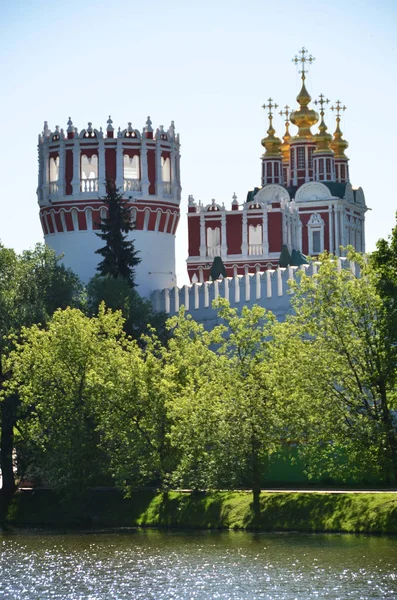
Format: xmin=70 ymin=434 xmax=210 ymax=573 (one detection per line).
xmin=5 ymin=489 xmax=397 ymax=534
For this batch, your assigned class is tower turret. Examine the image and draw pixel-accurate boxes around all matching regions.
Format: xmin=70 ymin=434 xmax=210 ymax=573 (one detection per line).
xmin=261 ymin=98 xmax=283 ymax=186
xmin=289 ymin=48 xmax=319 ymax=186
xmin=313 ymin=94 xmax=335 ymax=182
xmin=37 ymin=116 xmax=181 ymax=297
xmin=330 ymin=101 xmax=349 ymax=183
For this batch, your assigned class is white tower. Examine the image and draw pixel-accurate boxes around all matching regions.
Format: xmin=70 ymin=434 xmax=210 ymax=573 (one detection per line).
xmin=37 ymin=117 xmax=181 ymax=297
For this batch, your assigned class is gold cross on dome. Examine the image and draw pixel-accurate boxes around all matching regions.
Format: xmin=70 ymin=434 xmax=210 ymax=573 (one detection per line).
xmin=279 ymin=105 xmax=290 ymax=121
xmin=314 ymin=94 xmax=330 ymax=116
xmin=262 ymin=98 xmax=278 ymax=119
xmin=292 ymin=47 xmax=315 ymax=78
xmin=331 ymin=100 xmax=347 ymax=118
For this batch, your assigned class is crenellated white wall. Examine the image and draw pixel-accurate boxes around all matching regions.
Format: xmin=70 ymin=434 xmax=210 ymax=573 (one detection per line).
xmin=152 ymin=259 xmax=358 ymax=327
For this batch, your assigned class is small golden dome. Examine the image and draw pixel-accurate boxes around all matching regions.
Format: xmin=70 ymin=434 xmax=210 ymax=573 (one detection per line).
xmin=313 ymin=94 xmax=333 ymax=155
xmin=330 ymin=101 xmax=349 ymax=159
xmin=279 ymin=106 xmax=291 ymax=163
xmin=261 ymin=98 xmax=282 ymax=158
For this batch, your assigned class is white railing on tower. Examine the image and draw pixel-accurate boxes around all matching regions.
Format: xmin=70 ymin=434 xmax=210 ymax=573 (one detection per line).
xmin=124 ymin=178 xmax=141 ymax=192
xmin=49 ymin=182 xmax=59 ymax=194
xmin=81 ymin=178 xmax=98 ymax=193
xmin=207 ymin=245 xmax=221 ymax=258
xmin=249 ymin=244 xmax=264 ymax=256
xmin=163 ymin=182 xmax=172 ymax=194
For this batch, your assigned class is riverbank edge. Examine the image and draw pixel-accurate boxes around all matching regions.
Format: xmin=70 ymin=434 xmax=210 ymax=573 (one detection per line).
xmin=4 ymin=489 xmax=397 ymax=534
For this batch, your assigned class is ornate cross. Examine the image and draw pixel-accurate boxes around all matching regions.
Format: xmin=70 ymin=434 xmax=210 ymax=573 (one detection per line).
xmin=279 ymin=105 xmax=290 ymax=122
xmin=292 ymin=47 xmax=315 ymax=78
xmin=314 ymin=94 xmax=330 ymax=116
xmin=331 ymin=100 xmax=347 ymax=118
xmin=262 ymin=97 xmax=278 ymax=119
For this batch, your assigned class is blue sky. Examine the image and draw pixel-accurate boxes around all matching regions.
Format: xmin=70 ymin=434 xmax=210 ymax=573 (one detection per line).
xmin=1 ymin=0 xmax=396 ymax=285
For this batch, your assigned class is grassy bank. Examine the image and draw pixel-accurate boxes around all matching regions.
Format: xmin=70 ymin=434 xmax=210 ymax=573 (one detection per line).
xmin=5 ymin=489 xmax=397 ymax=534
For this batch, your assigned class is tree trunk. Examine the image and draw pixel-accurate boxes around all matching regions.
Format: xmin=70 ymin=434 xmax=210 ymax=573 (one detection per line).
xmin=251 ymin=435 xmax=262 ymax=527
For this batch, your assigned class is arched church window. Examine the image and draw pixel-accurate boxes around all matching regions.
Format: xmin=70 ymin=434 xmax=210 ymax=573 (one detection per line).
xmin=249 ymin=224 xmax=263 ymax=255
xmin=206 ymin=227 xmax=221 ymax=257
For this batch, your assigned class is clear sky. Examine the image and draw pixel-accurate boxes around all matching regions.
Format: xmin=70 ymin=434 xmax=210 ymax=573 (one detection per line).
xmin=1 ymin=0 xmax=396 ymax=286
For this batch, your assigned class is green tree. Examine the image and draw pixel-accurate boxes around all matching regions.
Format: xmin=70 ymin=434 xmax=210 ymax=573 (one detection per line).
xmin=92 ymin=330 xmax=175 ymax=492
xmin=86 ymin=274 xmax=168 ymax=342
xmin=166 ymin=302 xmax=295 ymax=518
xmin=6 ymin=307 xmax=123 ymax=495
xmin=0 ymin=244 xmax=82 ymax=514
xmin=95 ymin=183 xmax=141 ymax=286
xmin=286 ymin=252 xmax=397 ymax=483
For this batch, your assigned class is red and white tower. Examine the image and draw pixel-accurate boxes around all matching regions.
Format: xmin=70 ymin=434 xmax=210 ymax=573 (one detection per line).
xmin=37 ymin=116 xmax=181 ymax=297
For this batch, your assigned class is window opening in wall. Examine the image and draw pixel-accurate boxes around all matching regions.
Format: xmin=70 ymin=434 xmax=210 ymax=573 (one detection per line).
xmin=266 ymin=162 xmax=272 ymax=177
xmin=340 ymin=164 xmax=346 ymax=181
xmin=326 ymin=158 xmax=331 ymax=178
xmin=49 ymin=156 xmax=59 ymax=182
xmin=274 ymin=162 xmax=279 ymax=177
xmin=312 ymin=229 xmax=321 ymax=253
xmin=297 ymin=147 xmax=305 ymax=168
xmin=319 ymin=160 xmax=324 ymax=175
xmin=290 ymin=148 xmax=295 ymax=169
xmin=249 ymin=224 xmax=263 ymax=255
xmin=207 ymin=227 xmax=221 ymax=257
xmin=161 ymin=157 xmax=171 ymax=194
xmin=81 ymin=155 xmax=98 ymax=192
xmin=123 ymin=154 xmax=141 ymax=192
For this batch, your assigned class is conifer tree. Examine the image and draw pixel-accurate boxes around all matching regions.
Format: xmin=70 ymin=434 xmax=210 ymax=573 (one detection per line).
xmin=95 ymin=182 xmax=141 ymax=287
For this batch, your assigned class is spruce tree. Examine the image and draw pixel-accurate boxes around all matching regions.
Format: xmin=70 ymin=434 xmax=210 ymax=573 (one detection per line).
xmin=95 ymin=182 xmax=141 ymax=287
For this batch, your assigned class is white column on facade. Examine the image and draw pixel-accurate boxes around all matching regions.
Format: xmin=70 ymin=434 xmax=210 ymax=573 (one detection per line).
xmin=155 ymin=139 xmax=163 ymax=197
xmin=298 ymin=220 xmax=303 ymax=253
xmin=199 ymin=212 xmax=206 ymax=258
xmin=71 ymin=138 xmax=81 ymax=195
xmin=57 ymin=143 xmax=65 ymax=197
xmin=140 ymin=138 xmax=149 ymax=196
xmin=221 ymin=210 xmax=227 ymax=259
xmin=341 ymin=210 xmax=348 ymax=249
xmin=116 ymin=138 xmax=124 ymax=191
xmin=98 ymin=138 xmax=106 ymax=196
xmin=241 ymin=208 xmax=248 ymax=257
xmin=329 ymin=205 xmax=334 ymax=254
xmin=262 ymin=204 xmax=269 ymax=256
xmin=334 ymin=205 xmax=340 ymax=255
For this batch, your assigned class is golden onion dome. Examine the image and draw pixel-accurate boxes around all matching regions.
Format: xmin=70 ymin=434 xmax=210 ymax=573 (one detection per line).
xmin=261 ymin=122 xmax=282 ymax=158
xmin=330 ymin=101 xmax=349 ymax=159
xmin=289 ymin=81 xmax=319 ymax=141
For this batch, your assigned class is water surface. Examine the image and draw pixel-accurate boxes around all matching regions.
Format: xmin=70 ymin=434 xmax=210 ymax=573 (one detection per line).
xmin=1 ymin=529 xmax=396 ymax=599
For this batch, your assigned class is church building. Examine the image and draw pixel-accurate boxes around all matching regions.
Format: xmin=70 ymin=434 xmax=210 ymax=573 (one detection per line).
xmin=186 ymin=48 xmax=366 ymax=283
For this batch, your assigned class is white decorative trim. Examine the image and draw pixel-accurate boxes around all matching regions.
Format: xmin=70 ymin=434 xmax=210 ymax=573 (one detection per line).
xmin=253 ymin=184 xmax=290 ymax=205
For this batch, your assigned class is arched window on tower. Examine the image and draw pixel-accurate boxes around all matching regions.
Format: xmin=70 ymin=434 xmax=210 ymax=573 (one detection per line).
xmin=123 ymin=155 xmax=141 ymax=192
xmin=49 ymin=156 xmax=59 ymax=194
xmin=249 ymin=224 xmax=263 ymax=255
xmin=206 ymin=227 xmax=221 ymax=257
xmin=81 ymin=155 xmax=98 ymax=193
xmin=308 ymin=147 xmax=314 ymax=169
xmin=161 ymin=156 xmax=171 ymax=194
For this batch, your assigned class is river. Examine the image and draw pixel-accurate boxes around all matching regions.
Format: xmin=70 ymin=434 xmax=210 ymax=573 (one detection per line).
xmin=1 ymin=529 xmax=396 ymax=599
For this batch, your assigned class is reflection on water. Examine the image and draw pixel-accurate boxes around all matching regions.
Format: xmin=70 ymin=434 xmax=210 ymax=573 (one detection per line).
xmin=1 ymin=529 xmax=397 ymax=599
